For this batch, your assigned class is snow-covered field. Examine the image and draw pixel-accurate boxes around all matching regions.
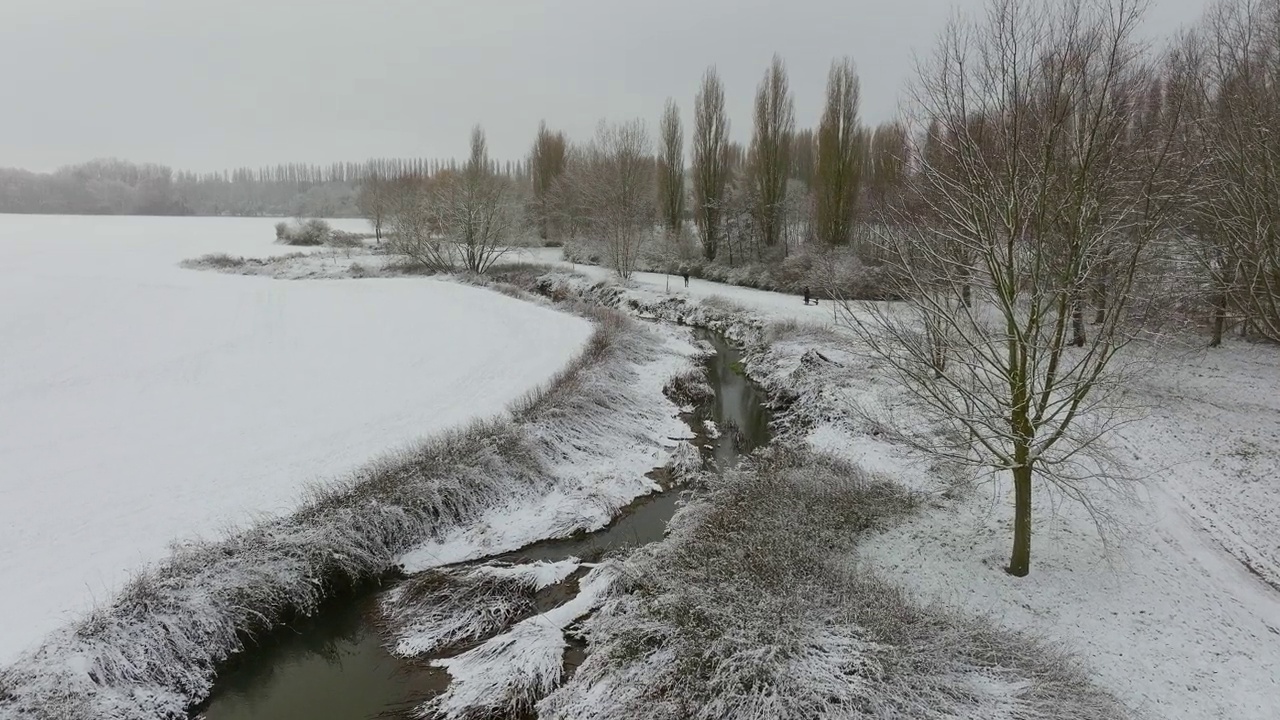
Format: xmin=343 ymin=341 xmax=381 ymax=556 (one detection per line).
xmin=0 ymin=215 xmax=591 ymax=664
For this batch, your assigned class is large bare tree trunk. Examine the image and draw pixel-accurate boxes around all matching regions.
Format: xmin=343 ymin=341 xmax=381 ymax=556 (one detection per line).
xmin=1071 ymin=282 xmax=1087 ymax=347
xmin=1009 ymin=464 xmax=1033 ymax=577
xmin=1072 ymin=301 xmax=1086 ymax=346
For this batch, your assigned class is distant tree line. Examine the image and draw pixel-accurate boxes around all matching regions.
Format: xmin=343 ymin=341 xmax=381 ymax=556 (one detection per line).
xmin=0 ymin=156 xmax=528 ymax=218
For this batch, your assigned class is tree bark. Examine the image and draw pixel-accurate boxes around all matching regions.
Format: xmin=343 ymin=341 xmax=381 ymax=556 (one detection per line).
xmin=1071 ymin=294 xmax=1086 ymax=347
xmin=1210 ymin=290 xmax=1227 ymax=347
xmin=1008 ymin=464 xmax=1033 ymax=577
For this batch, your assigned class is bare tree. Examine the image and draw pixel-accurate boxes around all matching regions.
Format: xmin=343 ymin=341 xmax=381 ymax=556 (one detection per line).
xmin=573 ymin=120 xmax=656 ymax=279
xmin=722 ymin=160 xmax=757 ymax=267
xmin=1192 ymin=0 xmax=1280 ymax=343
xmin=865 ymin=120 xmax=910 ymax=224
xmin=791 ymin=128 xmax=818 ymax=187
xmin=692 ymin=67 xmax=732 ymax=261
xmin=658 ymin=99 xmax=686 ymax=235
xmin=814 ymin=58 xmax=863 ymax=247
xmin=749 ymin=54 xmax=795 ymax=257
xmin=355 ymin=175 xmax=390 ymax=242
xmin=841 ymin=0 xmax=1190 ymax=577
xmin=434 ymin=125 xmax=520 ymax=274
xmin=386 ymin=174 xmax=454 ymax=271
xmin=547 ymin=143 xmax=592 ymax=241
xmin=530 ymin=121 xmax=568 ymax=241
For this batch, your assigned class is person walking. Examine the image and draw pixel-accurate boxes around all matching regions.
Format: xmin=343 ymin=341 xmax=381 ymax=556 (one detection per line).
xmin=803 ymin=286 xmax=812 ymax=305
xmin=683 ymin=271 xmax=690 ymax=287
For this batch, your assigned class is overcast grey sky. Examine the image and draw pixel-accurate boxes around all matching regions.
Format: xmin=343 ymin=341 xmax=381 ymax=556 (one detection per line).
xmin=1 ymin=0 xmax=1206 ymax=173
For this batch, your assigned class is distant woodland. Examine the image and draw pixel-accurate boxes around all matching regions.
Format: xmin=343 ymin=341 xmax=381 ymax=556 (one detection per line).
xmin=0 ymin=157 xmax=521 ymax=218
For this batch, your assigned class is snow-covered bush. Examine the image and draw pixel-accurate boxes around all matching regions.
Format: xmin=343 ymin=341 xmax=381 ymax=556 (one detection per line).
xmin=420 ymin=564 xmax=620 ymax=720
xmin=186 ymin=252 xmax=245 ymax=269
xmin=662 ymin=366 xmax=715 ymax=411
xmin=325 ymin=229 xmax=366 ymax=248
xmin=275 ymin=218 xmax=332 ymax=246
xmin=562 ymin=237 xmax=605 ymax=266
xmin=384 ymin=560 xmax=581 ymax=657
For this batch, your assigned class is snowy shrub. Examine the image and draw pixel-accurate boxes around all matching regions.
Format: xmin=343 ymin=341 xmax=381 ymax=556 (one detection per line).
xmin=483 ymin=262 xmax=566 ymax=295
xmin=700 ymin=294 xmax=750 ymax=314
xmin=422 ymin=563 xmax=619 ymax=720
xmin=540 ymin=446 xmax=1128 ymax=720
xmin=382 ymin=257 xmax=442 ymax=276
xmin=324 ymin=229 xmax=366 ymax=248
xmin=184 ymin=252 xmax=245 ymax=269
xmin=662 ymin=366 xmax=714 ymax=412
xmin=562 ymin=238 xmax=604 ymax=266
xmin=275 ymin=218 xmax=332 ymax=246
xmin=384 ymin=560 xmax=581 ymax=657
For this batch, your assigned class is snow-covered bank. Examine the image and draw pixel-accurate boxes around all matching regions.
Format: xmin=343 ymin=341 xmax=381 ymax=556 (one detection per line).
xmin=368 ymin=303 xmax=704 ymax=717
xmin=0 ymin=313 xmax=637 ymax=720
xmin=393 ymin=317 xmax=697 ymax=572
xmin=530 ymin=267 xmax=1280 ymax=720
xmin=0 ymin=216 xmax=592 ymax=666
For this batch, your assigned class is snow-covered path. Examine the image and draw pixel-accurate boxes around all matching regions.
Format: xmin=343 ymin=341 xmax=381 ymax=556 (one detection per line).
xmin=518 ymin=247 xmax=838 ymax=323
xmin=0 ymin=216 xmax=592 ymax=664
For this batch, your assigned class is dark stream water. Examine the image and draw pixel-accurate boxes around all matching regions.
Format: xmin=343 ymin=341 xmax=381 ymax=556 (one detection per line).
xmin=192 ymin=329 xmax=770 ymax=720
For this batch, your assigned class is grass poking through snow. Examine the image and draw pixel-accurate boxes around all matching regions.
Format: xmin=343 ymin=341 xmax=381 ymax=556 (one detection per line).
xmin=539 ymin=446 xmax=1129 ymax=720
xmin=384 ymin=560 xmax=581 ymax=657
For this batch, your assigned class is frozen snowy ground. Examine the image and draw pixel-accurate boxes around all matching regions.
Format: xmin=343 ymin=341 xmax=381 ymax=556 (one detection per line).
xmin=164 ymin=243 xmax=1280 ymax=717
xmin=528 ymin=260 xmax=1280 ymax=720
xmin=0 ymin=215 xmax=591 ymax=664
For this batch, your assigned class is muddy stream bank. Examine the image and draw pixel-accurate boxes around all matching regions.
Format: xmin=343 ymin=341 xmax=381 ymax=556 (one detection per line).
xmin=192 ymin=329 xmax=771 ymax=720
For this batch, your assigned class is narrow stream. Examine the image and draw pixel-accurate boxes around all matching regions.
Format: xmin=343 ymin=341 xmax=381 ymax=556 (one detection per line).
xmin=192 ymin=329 xmax=770 ymax=720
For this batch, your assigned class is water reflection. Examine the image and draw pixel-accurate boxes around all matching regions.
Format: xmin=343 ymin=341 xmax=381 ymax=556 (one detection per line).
xmin=697 ymin=329 xmax=771 ymax=468
xmin=193 ymin=596 xmax=443 ymax=720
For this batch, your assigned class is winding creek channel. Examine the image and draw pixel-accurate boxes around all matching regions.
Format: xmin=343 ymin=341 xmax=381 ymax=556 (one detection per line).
xmin=192 ymin=329 xmax=771 ymax=720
